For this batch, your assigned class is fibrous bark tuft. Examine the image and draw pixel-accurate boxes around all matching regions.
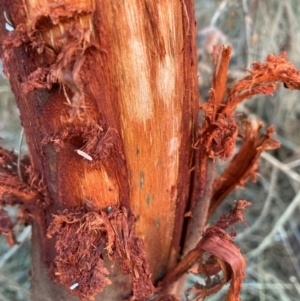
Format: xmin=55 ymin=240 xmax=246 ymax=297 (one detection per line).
xmin=47 ymin=206 xmax=154 ymax=301
xmin=0 ymin=208 xmax=16 ymax=246
xmin=108 ymin=206 xmax=154 ymax=300
xmin=0 ymin=147 xmax=42 ymax=211
xmin=42 ymin=121 xmax=125 ymax=163
xmin=209 ymin=122 xmax=280 ymax=218
xmin=47 ymin=207 xmax=111 ymax=300
xmin=199 ymin=113 xmax=237 ymax=161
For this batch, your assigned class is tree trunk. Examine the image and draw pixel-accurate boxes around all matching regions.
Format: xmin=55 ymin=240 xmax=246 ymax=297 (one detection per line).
xmin=0 ymin=0 xmax=199 ymax=300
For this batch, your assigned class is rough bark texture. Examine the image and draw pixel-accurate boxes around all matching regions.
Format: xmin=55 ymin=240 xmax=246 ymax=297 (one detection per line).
xmin=0 ymin=0 xmax=198 ymax=300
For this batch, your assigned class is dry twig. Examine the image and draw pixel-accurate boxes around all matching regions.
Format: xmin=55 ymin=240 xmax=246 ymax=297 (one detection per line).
xmin=247 ymin=190 xmax=300 ymax=259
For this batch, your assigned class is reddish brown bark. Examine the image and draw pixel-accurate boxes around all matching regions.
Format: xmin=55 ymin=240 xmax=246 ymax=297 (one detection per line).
xmin=0 ymin=0 xmax=198 ymax=300
xmin=209 ymin=123 xmax=280 ymax=218
xmin=2 ymin=1 xmax=300 ymax=300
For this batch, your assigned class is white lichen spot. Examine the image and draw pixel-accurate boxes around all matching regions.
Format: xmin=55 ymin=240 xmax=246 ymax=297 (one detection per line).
xmin=76 ymin=149 xmax=93 ymax=161
xmin=70 ymin=283 xmax=79 ymax=290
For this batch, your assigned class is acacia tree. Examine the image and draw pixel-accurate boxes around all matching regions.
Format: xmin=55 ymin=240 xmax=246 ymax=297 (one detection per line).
xmin=1 ymin=1 xmax=300 ymax=301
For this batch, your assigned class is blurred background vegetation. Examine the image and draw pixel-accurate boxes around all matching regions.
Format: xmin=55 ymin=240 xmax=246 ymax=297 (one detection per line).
xmin=1 ymin=0 xmax=300 ymax=300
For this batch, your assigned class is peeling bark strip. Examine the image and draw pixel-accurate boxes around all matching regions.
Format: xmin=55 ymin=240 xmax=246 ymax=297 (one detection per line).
xmin=187 ymin=47 xmax=300 ymax=241
xmin=198 ymin=237 xmax=246 ymax=301
xmin=0 ymin=147 xmax=43 ymax=215
xmin=47 ymin=206 xmax=154 ymax=301
xmin=204 ymin=49 xmax=300 ymax=219
xmin=0 ymin=147 xmax=48 ymax=250
xmin=184 ymin=46 xmax=237 ymax=255
xmin=177 ymin=47 xmax=300 ymax=298
xmin=209 ymin=122 xmax=280 ymax=218
xmin=222 ymin=52 xmax=300 ymax=116
xmin=160 ymin=201 xmax=250 ymax=301
xmin=193 ymin=201 xmax=250 ymax=301
xmin=0 ymin=146 xmax=51 ymax=266
xmin=109 ymin=207 xmax=154 ymax=299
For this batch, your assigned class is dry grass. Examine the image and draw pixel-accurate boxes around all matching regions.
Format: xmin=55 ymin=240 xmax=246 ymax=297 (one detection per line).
xmin=1 ymin=0 xmax=300 ymax=300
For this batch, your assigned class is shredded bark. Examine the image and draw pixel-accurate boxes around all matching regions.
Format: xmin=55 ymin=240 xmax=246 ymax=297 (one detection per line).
xmin=47 ymin=206 xmax=154 ymax=301
xmin=159 ymin=201 xmax=250 ymax=301
xmin=209 ymin=121 xmax=280 ymax=218
xmin=2 ymin=25 xmax=56 ymax=78
xmin=0 ymin=146 xmax=46 ymax=248
xmin=198 ymin=47 xmax=300 ymax=165
xmin=186 ymin=200 xmax=250 ymax=301
xmin=41 ymin=120 xmax=103 ymax=153
xmin=201 ymin=47 xmax=300 ymax=119
xmin=198 ymin=45 xmax=238 ymax=162
xmin=25 ymin=1 xmax=95 ymax=28
xmin=21 ymin=23 xmax=94 ymax=118
xmin=3 ymin=17 xmax=96 ymax=118
xmin=47 ymin=208 xmax=111 ymax=301
xmin=108 ymin=207 xmax=154 ymax=300
xmin=193 ymin=47 xmax=299 ymax=225
xmin=198 ymin=113 xmax=237 ymax=161
xmin=41 ymin=122 xmax=125 ymax=162
xmin=222 ymin=52 xmax=300 ymax=116
xmin=0 ymin=208 xmax=16 ymax=246
xmin=0 ymin=147 xmax=41 ymax=207
xmin=185 ymin=45 xmax=236 ymax=257
xmin=197 ymin=47 xmax=298 ymax=164
xmin=1 ymin=5 xmax=95 ymax=100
